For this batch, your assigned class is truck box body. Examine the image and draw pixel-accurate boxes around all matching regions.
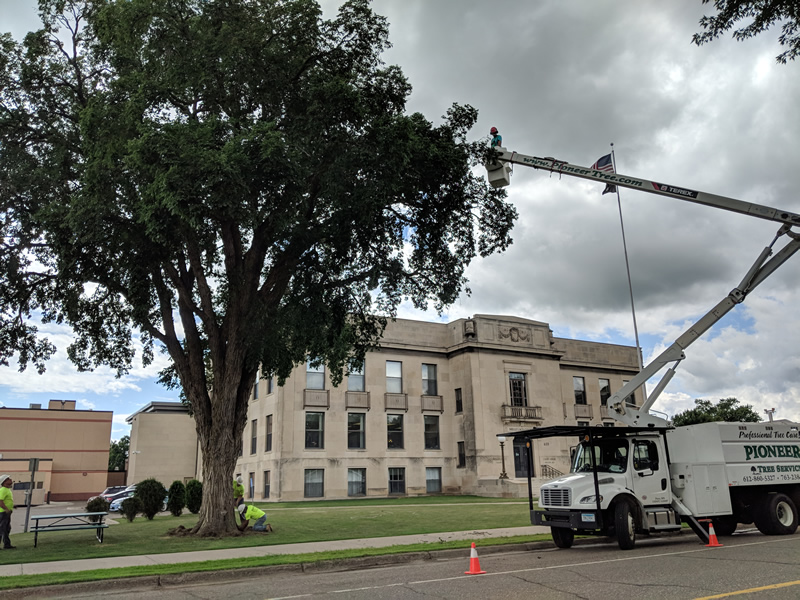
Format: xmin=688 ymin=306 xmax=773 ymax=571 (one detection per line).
xmin=667 ymin=422 xmax=800 ymax=517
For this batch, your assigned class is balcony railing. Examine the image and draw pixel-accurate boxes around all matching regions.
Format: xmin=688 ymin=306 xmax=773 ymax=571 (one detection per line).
xmin=384 ymin=393 xmax=408 ymax=412
xmin=501 ymin=404 xmax=543 ymax=421
xmin=303 ymin=389 xmax=330 ymax=409
xmin=574 ymin=404 xmax=593 ymax=419
xmin=421 ymin=395 xmax=443 ymax=412
xmin=346 ymin=391 xmax=370 ymax=410
xmin=600 ymin=405 xmax=610 ymax=419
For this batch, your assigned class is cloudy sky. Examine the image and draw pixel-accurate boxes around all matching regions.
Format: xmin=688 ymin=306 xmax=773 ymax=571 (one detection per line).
xmin=1 ymin=1 xmax=799 ymax=436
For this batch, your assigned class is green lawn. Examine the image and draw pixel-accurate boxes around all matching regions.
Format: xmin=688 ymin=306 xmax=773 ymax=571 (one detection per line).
xmin=4 ymin=496 xmax=533 ymax=565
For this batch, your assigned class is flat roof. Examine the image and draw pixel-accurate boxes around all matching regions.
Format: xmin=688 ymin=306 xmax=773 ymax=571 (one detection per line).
xmin=502 ymin=425 xmax=672 ymax=440
xmin=125 ymin=401 xmax=190 ymax=424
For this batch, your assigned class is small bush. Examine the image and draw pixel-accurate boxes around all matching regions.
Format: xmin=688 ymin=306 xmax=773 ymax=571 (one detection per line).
xmin=120 ymin=497 xmax=143 ymax=522
xmin=134 ymin=478 xmax=167 ymax=520
xmin=185 ymin=479 xmax=202 ymax=514
xmin=85 ymin=496 xmax=109 ymax=522
xmin=167 ymin=480 xmax=187 ymax=517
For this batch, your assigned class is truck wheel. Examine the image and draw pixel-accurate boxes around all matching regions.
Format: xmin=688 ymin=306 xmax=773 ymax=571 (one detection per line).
xmin=754 ymin=494 xmax=798 ymax=536
xmin=711 ymin=516 xmax=738 ymax=537
xmin=615 ymin=501 xmax=636 ymax=550
xmin=551 ymin=527 xmax=574 ymax=549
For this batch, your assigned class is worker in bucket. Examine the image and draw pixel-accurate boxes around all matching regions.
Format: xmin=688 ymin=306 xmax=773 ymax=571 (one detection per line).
xmin=490 ymin=126 xmax=502 ymax=148
xmin=237 ymin=503 xmax=273 ymax=532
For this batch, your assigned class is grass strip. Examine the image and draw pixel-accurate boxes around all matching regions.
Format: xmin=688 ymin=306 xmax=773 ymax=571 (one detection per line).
xmin=0 ymin=533 xmax=551 ymax=591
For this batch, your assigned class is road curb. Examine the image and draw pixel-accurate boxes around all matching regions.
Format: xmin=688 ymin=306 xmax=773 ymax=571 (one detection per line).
xmin=0 ymin=539 xmax=577 ymax=598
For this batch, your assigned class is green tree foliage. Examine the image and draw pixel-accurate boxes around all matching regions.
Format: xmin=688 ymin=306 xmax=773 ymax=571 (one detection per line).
xmin=167 ymin=480 xmax=187 ymax=517
xmin=134 ymin=478 xmax=167 ymax=520
xmin=694 ymin=0 xmax=800 ymax=63
xmin=120 ymin=496 xmax=142 ymax=523
xmin=108 ymin=435 xmax=129 ymax=471
xmin=85 ymin=496 xmax=109 ymax=522
xmin=0 ymin=0 xmax=514 ymax=536
xmin=672 ymin=397 xmax=762 ymax=427
xmin=185 ymin=479 xmax=203 ymax=514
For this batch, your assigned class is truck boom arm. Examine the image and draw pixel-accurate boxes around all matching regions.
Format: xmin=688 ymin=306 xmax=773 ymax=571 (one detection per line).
xmin=487 ymin=148 xmax=800 ymax=427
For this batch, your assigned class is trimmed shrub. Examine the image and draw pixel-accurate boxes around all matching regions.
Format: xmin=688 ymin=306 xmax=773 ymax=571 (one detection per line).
xmin=134 ymin=477 xmax=167 ymax=520
xmin=85 ymin=496 xmax=109 ymax=522
xmin=120 ymin=497 xmax=143 ymax=522
xmin=167 ymin=480 xmax=187 ymax=517
xmin=185 ymin=479 xmax=202 ymax=514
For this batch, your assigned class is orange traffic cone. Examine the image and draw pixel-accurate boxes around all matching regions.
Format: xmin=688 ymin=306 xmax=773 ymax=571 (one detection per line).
xmin=464 ymin=542 xmax=487 ymax=575
xmin=706 ymin=521 xmax=723 ymax=547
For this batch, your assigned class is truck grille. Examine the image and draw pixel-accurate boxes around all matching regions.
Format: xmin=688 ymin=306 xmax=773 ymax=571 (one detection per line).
xmin=541 ymin=488 xmax=571 ymax=507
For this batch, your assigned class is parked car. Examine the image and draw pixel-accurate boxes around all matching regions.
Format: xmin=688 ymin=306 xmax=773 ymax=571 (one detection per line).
xmin=88 ymin=485 xmax=127 ymax=503
xmin=109 ymin=491 xmax=134 ymax=512
xmin=103 ymin=487 xmax=134 ymax=503
xmin=110 ymin=492 xmax=168 ymax=513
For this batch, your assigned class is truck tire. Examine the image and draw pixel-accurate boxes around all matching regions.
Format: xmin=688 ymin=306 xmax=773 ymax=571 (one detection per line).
xmin=754 ymin=493 xmax=798 ymax=536
xmin=615 ymin=501 xmax=636 ymax=550
xmin=711 ymin=516 xmax=738 ymax=537
xmin=551 ymin=527 xmax=574 ymax=549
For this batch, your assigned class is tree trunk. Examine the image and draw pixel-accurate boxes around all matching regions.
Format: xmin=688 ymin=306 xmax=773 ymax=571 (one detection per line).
xmin=189 ymin=381 xmax=249 ymax=536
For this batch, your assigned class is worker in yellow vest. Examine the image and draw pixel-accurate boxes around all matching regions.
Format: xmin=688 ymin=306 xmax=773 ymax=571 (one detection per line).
xmin=0 ymin=474 xmax=15 ymax=549
xmin=232 ymin=476 xmax=244 ymax=508
xmin=237 ymin=503 xmax=272 ymax=532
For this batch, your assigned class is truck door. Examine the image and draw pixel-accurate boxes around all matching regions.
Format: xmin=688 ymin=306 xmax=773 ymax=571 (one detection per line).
xmin=631 ymin=439 xmax=671 ymax=504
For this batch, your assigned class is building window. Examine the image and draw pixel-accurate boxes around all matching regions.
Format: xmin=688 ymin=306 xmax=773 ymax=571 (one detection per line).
xmin=265 ymin=414 xmax=273 ymax=452
xmin=387 ymin=414 xmax=404 ymax=449
xmin=426 ymin=467 xmax=442 ymax=493
xmin=263 ymin=470 xmax=271 ymax=498
xmin=267 ymin=377 xmax=274 ymax=394
xmin=573 ymin=376 xmax=586 ymax=405
xmin=348 ymin=468 xmax=366 ymax=496
xmin=457 ymin=441 xmax=466 ymax=468
xmin=604 ymin=422 xmax=615 ymax=427
xmin=386 ymin=361 xmax=403 ymax=393
xmin=509 ymin=372 xmax=527 ymax=407
xmin=253 ymin=378 xmax=259 ymax=399
xmin=306 ymin=360 xmax=325 ymax=390
xmin=622 ymin=380 xmax=636 ymax=406
xmin=455 ymin=388 xmax=463 ymax=413
xmin=348 ymin=413 xmax=366 ymax=449
xmin=348 ymin=364 xmax=365 ymax=392
xmin=304 ymin=469 xmax=324 ymax=498
xmin=388 ymin=467 xmax=405 ymax=494
xmin=250 ymin=419 xmax=258 ymax=455
xmin=422 ymin=363 xmax=437 ymax=396
xmin=577 ymin=421 xmax=590 ymax=427
xmin=248 ymin=472 xmax=255 ymax=499
xmin=424 ymin=415 xmax=440 ymax=450
xmin=599 ymin=378 xmax=611 ymax=406
xmin=305 ymin=412 xmax=325 ymax=449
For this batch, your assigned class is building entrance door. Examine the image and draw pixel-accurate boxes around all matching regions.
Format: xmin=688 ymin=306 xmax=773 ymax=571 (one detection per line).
xmin=513 ymin=439 xmax=533 ymax=478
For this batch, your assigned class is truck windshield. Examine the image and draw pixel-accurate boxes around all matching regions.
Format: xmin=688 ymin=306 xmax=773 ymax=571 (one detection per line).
xmin=572 ymin=438 xmax=629 ymax=474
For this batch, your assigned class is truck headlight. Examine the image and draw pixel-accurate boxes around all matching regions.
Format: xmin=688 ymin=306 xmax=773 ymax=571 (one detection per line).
xmin=580 ymin=495 xmax=603 ymax=504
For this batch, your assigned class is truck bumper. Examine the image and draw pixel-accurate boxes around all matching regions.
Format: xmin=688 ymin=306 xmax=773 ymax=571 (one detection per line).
xmin=533 ymin=508 xmax=603 ymax=530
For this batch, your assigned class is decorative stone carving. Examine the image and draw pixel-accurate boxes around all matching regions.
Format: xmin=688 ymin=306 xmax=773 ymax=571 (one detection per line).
xmin=498 ymin=326 xmax=530 ymax=343
xmin=464 ymin=319 xmax=476 ymax=338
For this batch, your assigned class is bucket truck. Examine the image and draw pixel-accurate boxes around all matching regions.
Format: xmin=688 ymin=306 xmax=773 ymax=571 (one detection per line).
xmin=486 ymin=146 xmax=800 ymax=549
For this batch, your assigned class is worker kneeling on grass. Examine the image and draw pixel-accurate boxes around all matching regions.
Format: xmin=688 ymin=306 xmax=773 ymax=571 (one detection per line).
xmin=237 ymin=503 xmax=273 ymax=532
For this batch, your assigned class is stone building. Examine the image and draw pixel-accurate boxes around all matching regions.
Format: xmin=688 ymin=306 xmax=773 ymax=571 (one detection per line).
xmin=126 ymin=401 xmax=198 ymax=486
xmin=234 ymin=314 xmax=642 ymax=502
xmin=0 ymin=400 xmax=112 ymax=501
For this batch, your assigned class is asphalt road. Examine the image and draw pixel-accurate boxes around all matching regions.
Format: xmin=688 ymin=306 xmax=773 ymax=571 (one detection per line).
xmin=42 ymin=528 xmax=800 ymax=600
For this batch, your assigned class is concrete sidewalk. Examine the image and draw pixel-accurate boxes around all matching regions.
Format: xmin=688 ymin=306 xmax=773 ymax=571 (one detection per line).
xmin=0 ymin=525 xmax=552 ymax=577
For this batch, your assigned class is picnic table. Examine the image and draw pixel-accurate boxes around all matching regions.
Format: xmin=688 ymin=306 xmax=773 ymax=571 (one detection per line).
xmin=30 ymin=512 xmax=108 ymax=548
